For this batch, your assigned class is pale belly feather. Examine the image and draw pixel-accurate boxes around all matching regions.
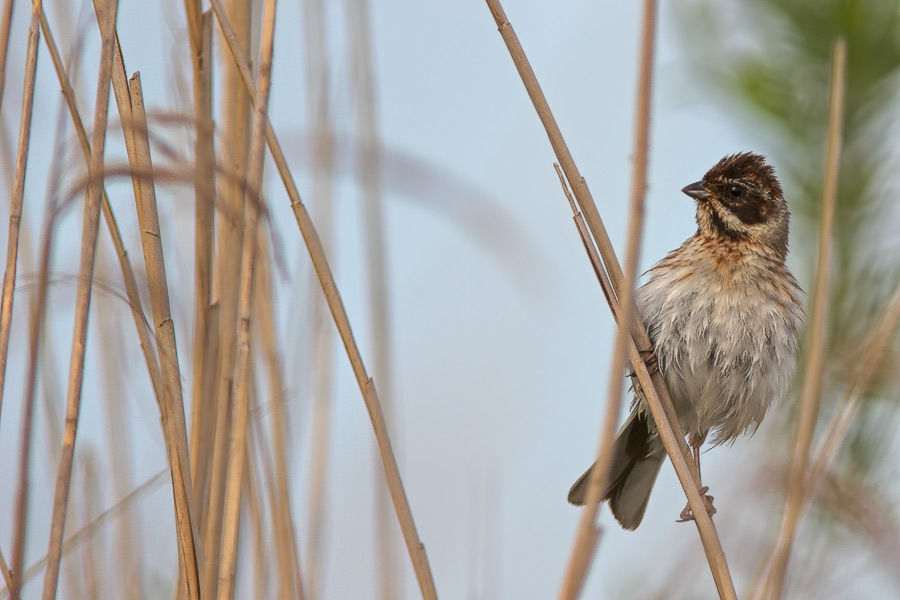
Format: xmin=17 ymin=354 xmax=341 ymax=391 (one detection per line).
xmin=632 ymin=249 xmax=802 ymax=445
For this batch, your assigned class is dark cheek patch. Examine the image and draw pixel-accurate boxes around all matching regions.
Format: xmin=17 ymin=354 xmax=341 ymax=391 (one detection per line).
xmin=707 ymin=205 xmax=746 ymax=241
xmin=726 ymin=195 xmax=771 ymax=225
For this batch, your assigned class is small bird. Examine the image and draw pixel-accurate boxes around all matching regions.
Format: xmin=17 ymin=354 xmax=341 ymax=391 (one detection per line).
xmin=568 ymin=152 xmax=804 ymax=529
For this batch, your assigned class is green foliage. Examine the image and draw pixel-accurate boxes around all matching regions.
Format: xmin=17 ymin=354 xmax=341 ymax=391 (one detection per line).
xmin=677 ymin=1 xmax=900 ymax=594
xmin=679 ymin=0 xmax=900 ymax=388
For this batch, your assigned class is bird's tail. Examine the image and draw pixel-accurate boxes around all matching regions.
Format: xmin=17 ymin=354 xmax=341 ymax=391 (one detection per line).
xmin=567 ymin=411 xmax=665 ymax=530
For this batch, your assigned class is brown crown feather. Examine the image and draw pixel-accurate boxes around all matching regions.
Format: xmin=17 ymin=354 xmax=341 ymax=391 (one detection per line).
xmin=703 ymin=152 xmax=783 ymax=200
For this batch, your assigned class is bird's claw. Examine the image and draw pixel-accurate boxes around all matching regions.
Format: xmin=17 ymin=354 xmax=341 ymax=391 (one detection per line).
xmin=675 ymin=486 xmax=716 ymax=523
xmin=638 ymin=347 xmax=659 ymax=376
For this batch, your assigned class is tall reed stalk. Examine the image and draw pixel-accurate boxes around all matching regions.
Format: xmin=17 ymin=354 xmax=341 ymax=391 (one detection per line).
xmin=0 ymin=3 xmax=888 ymax=600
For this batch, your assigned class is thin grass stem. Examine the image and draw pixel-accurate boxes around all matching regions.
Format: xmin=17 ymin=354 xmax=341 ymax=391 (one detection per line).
xmin=209 ymin=2 xmax=440 ymax=597
xmin=188 ymin=10 xmax=217 ymax=507
xmin=201 ymin=0 xmax=252 ymax=594
xmin=483 ymin=1 xmax=736 ymax=597
xmin=0 ymin=470 xmax=167 ymax=598
xmin=301 ymin=0 xmax=337 ymax=592
xmin=256 ymin=230 xmax=304 ymax=599
xmin=38 ymin=3 xmax=165 ymax=427
xmin=803 ymin=283 xmax=900 ymax=508
xmin=558 ymin=1 xmax=656 ymax=596
xmin=753 ymin=39 xmax=846 ymax=600
xmin=40 ymin=1 xmax=120 ymax=596
xmin=126 ymin=72 xmax=201 ymax=599
xmin=344 ymin=1 xmax=399 ymax=595
xmin=216 ymin=0 xmax=279 ymax=596
xmin=5 ymin=0 xmax=43 ymax=588
xmin=0 ymin=0 xmax=16 ymax=111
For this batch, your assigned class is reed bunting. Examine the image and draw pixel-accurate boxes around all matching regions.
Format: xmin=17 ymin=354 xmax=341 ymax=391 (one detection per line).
xmin=568 ymin=152 xmax=804 ymax=529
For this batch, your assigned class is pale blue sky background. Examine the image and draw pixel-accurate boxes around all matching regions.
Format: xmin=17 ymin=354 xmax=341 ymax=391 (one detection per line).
xmin=0 ymin=0 xmax=826 ymax=599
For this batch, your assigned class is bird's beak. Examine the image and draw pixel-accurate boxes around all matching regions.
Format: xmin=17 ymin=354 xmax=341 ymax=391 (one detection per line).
xmin=681 ymin=181 xmax=710 ymax=200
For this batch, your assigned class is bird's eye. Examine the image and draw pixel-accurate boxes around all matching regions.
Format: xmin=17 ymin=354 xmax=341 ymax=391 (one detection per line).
xmin=728 ymin=184 xmax=745 ymax=198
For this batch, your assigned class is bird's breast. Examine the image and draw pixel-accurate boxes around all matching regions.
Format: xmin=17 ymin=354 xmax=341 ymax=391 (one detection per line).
xmin=634 ymin=250 xmax=802 ymax=443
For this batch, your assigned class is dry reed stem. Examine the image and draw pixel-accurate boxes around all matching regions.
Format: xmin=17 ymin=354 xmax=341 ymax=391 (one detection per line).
xmin=302 ymin=0 xmax=338 ymax=591
xmin=8 ymin=102 xmax=71 ymax=600
xmin=10 ymin=193 xmax=57 ymax=600
xmin=752 ymin=39 xmax=847 ymax=599
xmin=203 ymin=0 xmax=251 ymax=593
xmin=256 ymin=232 xmax=304 ymax=599
xmin=4 ymin=9 xmax=43 ymax=591
xmin=554 ymin=166 xmax=618 ymax=316
xmin=482 ymin=0 xmax=688 ymax=452
xmin=216 ymin=201 xmax=256 ymax=597
xmin=189 ymin=10 xmax=216 ymax=501
xmin=555 ymin=166 xmax=621 ymax=329
xmin=0 ymin=553 xmax=10 ymax=593
xmin=0 ymin=0 xmax=41 ymax=452
xmin=246 ymin=359 xmax=284 ymax=599
xmin=558 ymin=1 xmax=655 ymax=596
xmin=202 ymin=345 xmax=233 ymax=600
xmin=17 ymin=94 xmax=80 ymax=600
xmin=344 ymin=1 xmax=400 ymax=595
xmin=38 ymin=4 xmax=165 ymax=416
xmin=746 ymin=280 xmax=900 ymax=598
xmin=209 ymin=3 xmax=440 ymax=597
xmin=1 ymin=7 xmax=65 ymax=600
xmin=0 ymin=0 xmax=15 ymax=110
xmin=95 ymin=299 xmax=142 ymax=600
xmin=127 ymin=73 xmax=202 ymax=599
xmin=244 ymin=415 xmax=270 ymax=600
xmin=180 ymin=0 xmax=204 ymax=204
xmin=803 ymin=282 xmax=900 ymax=507
xmin=29 ymin=137 xmax=83 ymax=600
xmin=179 ymin=0 xmax=205 ymax=174
xmin=306 ymin=303 xmax=334 ymax=595
xmin=201 ymin=369 xmax=231 ymax=599
xmin=197 ymin=298 xmax=221 ymax=511
xmin=753 ymin=39 xmax=846 ymax=600
xmin=216 ymin=0 xmax=279 ymax=596
xmin=102 ymin=20 xmax=195 ymax=590
xmin=484 ymin=2 xmax=737 ymax=598
xmin=40 ymin=0 xmax=120 ymax=597
xmin=0 ymin=470 xmax=168 ymax=598
xmin=77 ymin=451 xmax=101 ymax=599
xmin=181 ymin=0 xmax=203 ymax=78
xmin=552 ymin=165 xmax=602 ymax=583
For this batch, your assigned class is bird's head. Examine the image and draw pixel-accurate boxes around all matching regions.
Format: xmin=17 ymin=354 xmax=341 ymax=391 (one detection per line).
xmin=682 ymin=152 xmax=790 ymax=260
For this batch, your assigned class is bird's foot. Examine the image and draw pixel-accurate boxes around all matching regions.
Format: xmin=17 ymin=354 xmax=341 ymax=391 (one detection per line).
xmin=675 ymin=486 xmax=716 ymax=523
xmin=638 ymin=347 xmax=659 ymax=376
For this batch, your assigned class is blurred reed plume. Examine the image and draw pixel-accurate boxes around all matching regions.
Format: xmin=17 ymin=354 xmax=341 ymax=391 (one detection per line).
xmin=660 ymin=1 xmax=900 ymax=598
xmin=0 ymin=0 xmax=447 ymax=597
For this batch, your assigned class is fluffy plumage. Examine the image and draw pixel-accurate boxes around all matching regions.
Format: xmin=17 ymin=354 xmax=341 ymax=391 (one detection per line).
xmin=568 ymin=152 xmax=804 ymax=529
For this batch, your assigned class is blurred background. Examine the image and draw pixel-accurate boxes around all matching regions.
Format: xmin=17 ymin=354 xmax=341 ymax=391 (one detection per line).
xmin=0 ymin=0 xmax=898 ymax=598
